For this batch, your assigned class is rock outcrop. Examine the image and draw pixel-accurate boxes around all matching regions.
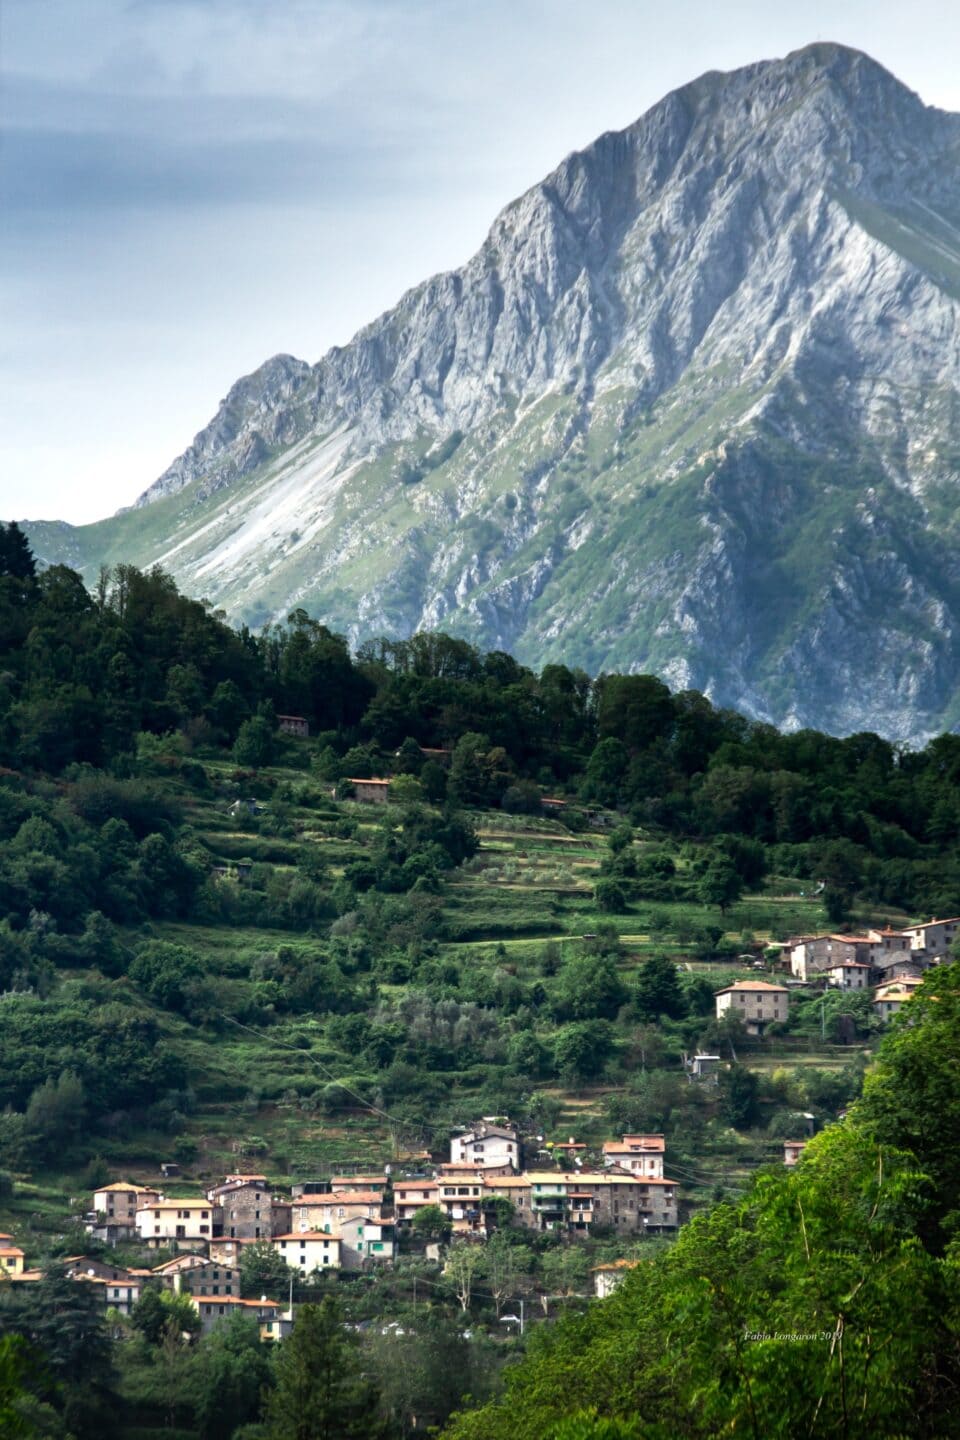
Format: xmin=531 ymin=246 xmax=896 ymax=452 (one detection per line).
xmin=24 ymin=43 xmax=960 ymax=740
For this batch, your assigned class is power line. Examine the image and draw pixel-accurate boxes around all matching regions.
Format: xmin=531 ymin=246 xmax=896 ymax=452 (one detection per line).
xmin=219 ymin=1012 xmax=420 ymax=1139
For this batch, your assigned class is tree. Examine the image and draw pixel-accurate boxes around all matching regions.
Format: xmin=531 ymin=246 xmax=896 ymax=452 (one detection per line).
xmin=240 ymin=1241 xmax=293 ymax=1299
xmin=593 ymin=878 xmax=628 ymax=914
xmin=132 ymin=1285 xmax=200 ymax=1344
xmin=0 ymin=1265 xmax=115 ymax=1438
xmin=444 ymin=1245 xmax=483 ymax=1313
xmin=553 ymin=953 xmax=627 ymax=1021
xmin=540 ymin=1245 xmax=590 ymax=1298
xmin=634 ymin=954 xmax=686 ymax=1021
xmin=367 ymin=1313 xmax=478 ymax=1435
xmin=389 ymin=774 xmax=423 ymax=806
xmin=858 ymin=962 xmax=960 ymax=1240
xmin=719 ymin=1064 xmax=760 ymax=1129
xmin=553 ymin=1021 xmax=614 ymax=1087
xmin=580 ymin=739 xmax=629 ymax=808
xmin=411 ymin=1204 xmax=451 ymax=1242
xmin=480 ymin=1232 xmax=528 ymax=1317
xmin=264 ymin=1298 xmax=385 ymax=1440
xmin=0 ymin=1335 xmax=34 ymax=1439
xmin=191 ymin=1312 xmax=273 ymax=1440
xmin=24 ymin=1069 xmax=86 ymax=1163
xmin=697 ymin=858 xmax=742 ymax=913
xmin=233 ymin=715 xmax=275 ymax=768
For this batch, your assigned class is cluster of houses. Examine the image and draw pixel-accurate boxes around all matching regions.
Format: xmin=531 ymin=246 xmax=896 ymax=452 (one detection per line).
xmin=710 ymin=916 xmax=952 ymax=1035
xmin=396 ymin=1124 xmax=679 ymax=1235
xmin=0 ymin=1123 xmax=680 ymax=1336
xmin=786 ymin=915 xmax=954 ymax=1019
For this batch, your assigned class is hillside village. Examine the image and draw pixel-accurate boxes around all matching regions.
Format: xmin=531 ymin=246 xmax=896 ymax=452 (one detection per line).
xmin=0 ymin=1122 xmax=685 ymax=1338
xmin=0 ymin=923 xmax=951 ymax=1344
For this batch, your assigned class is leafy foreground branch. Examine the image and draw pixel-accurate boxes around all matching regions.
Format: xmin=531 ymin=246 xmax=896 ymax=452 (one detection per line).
xmin=441 ymin=963 xmax=960 ymax=1440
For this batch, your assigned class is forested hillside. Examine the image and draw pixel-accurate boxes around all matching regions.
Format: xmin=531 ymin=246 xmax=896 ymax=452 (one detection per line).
xmin=441 ymin=964 xmax=960 ymax=1439
xmin=1 ymin=521 xmax=960 ymax=1437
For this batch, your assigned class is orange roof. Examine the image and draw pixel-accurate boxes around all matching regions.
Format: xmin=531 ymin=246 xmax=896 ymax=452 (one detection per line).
xmin=96 ymin=1182 xmax=158 ymax=1194
xmin=715 ymin=981 xmax=789 ymax=994
xmin=0 ymin=1246 xmax=24 ymax=1257
xmin=907 ymin=916 xmax=960 ymax=929
xmin=138 ymin=1198 xmax=210 ymax=1210
xmin=196 ymin=1296 xmax=282 ymax=1309
xmin=348 ymin=777 xmax=391 ymax=786
xmin=272 ymin=1232 xmax=340 ymax=1242
xmin=592 ymin=1259 xmax=642 ymax=1272
xmin=294 ymin=1190 xmax=383 ymax=1205
xmin=483 ymin=1175 xmax=531 ymax=1188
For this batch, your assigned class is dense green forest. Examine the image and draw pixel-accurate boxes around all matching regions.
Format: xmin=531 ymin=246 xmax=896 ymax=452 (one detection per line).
xmin=1 ymin=521 xmax=959 ymax=1437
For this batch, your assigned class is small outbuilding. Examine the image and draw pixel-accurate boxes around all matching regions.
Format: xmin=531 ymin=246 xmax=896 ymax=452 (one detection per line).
xmin=277 ymin=715 xmax=310 ymax=738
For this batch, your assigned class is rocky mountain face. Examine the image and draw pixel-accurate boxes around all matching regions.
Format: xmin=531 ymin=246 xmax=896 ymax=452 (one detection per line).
xmin=23 ymin=43 xmax=960 ymax=741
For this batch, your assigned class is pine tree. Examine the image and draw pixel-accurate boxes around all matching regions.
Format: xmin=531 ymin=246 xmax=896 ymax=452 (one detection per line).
xmin=265 ymin=1298 xmax=385 ymax=1440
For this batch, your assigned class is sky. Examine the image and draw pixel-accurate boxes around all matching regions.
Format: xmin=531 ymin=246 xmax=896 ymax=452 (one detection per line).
xmin=3 ymin=0 xmax=960 ymax=524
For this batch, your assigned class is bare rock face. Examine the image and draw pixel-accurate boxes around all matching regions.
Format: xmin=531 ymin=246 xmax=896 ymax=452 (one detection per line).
xmin=26 ymin=44 xmax=960 ymax=740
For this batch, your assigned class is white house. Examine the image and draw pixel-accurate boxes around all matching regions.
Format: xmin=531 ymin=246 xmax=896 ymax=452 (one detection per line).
xmin=135 ymin=1198 xmax=216 ymax=1249
xmin=825 ymin=961 xmax=872 ymax=990
xmin=272 ymin=1232 xmax=341 ymax=1273
xmin=449 ymin=1122 xmax=519 ymax=1171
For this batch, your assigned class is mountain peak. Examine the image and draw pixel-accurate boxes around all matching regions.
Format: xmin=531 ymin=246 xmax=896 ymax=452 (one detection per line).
xmin=26 ymin=46 xmax=960 ymax=742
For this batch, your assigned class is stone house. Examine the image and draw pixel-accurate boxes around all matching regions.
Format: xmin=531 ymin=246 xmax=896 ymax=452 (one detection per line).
xmin=153 ymin=1255 xmax=238 ymax=1297
xmin=348 ymin=777 xmax=391 ymax=804
xmin=207 ymin=1237 xmax=260 ymax=1266
xmin=92 ymin=1182 xmax=161 ymax=1228
xmin=902 ymin=916 xmax=960 ymax=959
xmin=206 ymin=1177 xmax=273 ymax=1240
xmin=715 ymin=980 xmax=789 ymax=1034
xmin=497 ymin=1171 xmax=678 ymax=1235
xmin=193 ymin=1295 xmax=283 ymax=1336
xmin=824 ymin=961 xmax=872 ymax=989
xmin=578 ymin=1172 xmax=678 ymax=1232
xmin=64 ymin=1255 xmax=144 ymax=1284
xmin=330 ymin=1175 xmax=390 ymax=1195
xmin=277 ymin=715 xmax=309 ymax=738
